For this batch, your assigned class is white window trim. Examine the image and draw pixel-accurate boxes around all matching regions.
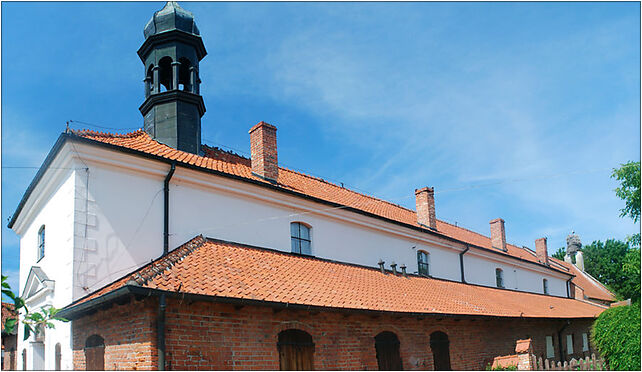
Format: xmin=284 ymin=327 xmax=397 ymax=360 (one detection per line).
xmin=566 ymin=334 xmax=574 ymax=355
xmin=546 ymin=335 xmax=555 ymax=358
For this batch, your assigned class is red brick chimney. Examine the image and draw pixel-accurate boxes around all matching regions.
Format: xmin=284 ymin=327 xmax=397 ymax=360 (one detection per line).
xmin=415 ymin=187 xmax=437 ymax=230
xmin=490 ymin=218 xmax=507 ymax=251
xmin=535 ymin=237 xmax=549 ymax=266
xmin=249 ymin=121 xmax=278 ymax=181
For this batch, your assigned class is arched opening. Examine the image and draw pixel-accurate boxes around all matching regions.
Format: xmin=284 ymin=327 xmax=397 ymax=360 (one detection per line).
xmin=375 ymin=331 xmax=403 ymax=370
xmin=21 ymin=349 xmax=26 ymax=371
xmin=178 ymin=57 xmax=192 ymax=91
xmin=146 ymin=64 xmax=155 ymax=95
xmin=84 ymin=334 xmax=105 ymax=370
xmin=158 ymin=57 xmax=173 ymax=92
xmin=277 ymin=329 xmax=314 ymax=370
xmin=430 ymin=331 xmax=451 ymax=371
xmin=55 ymin=343 xmax=62 ymax=370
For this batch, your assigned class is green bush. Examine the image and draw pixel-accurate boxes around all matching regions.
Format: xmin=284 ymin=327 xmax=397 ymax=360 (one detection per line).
xmin=485 ymin=363 xmax=518 ymax=371
xmin=591 ymin=302 xmax=641 ymax=370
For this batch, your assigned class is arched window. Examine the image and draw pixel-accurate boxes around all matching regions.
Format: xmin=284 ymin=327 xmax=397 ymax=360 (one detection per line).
xmin=543 ymin=279 xmax=549 ymax=294
xmin=55 ymin=343 xmax=62 ymax=370
xmin=178 ymin=57 xmax=192 ymax=91
xmin=290 ymin=222 xmax=311 ymax=255
xmin=430 ymin=331 xmax=451 ymax=371
xmin=21 ymin=349 xmax=26 ymax=371
xmin=84 ymin=335 xmax=105 ymax=371
xmin=158 ymin=56 xmax=173 ymax=92
xmin=375 ymin=331 xmax=403 ymax=370
xmin=37 ymin=225 xmax=45 ymax=261
xmin=277 ymin=329 xmax=314 ymax=370
xmin=146 ymin=64 xmax=155 ymax=95
xmin=417 ymin=251 xmax=429 ymax=276
xmin=495 ymin=268 xmax=504 ymax=288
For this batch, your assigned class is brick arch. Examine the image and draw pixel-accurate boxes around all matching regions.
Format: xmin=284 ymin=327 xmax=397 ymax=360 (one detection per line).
xmin=272 ymin=320 xmax=317 ymax=341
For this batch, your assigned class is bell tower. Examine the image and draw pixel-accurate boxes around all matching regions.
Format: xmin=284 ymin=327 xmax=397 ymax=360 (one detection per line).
xmin=138 ymin=1 xmax=207 ymax=154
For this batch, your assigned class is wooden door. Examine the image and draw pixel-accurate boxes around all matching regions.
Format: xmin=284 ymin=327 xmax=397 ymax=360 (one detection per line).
xmin=430 ymin=331 xmax=451 ymax=371
xmin=375 ymin=332 xmax=403 ymax=370
xmin=84 ymin=335 xmax=105 ymax=371
xmin=278 ymin=329 xmax=314 ymax=370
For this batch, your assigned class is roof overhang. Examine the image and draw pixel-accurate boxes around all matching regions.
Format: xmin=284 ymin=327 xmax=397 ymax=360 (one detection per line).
xmin=58 ymin=284 xmax=600 ymax=322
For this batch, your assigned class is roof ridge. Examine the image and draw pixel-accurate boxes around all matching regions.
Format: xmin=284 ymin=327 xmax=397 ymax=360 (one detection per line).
xmin=129 ymin=235 xmax=206 ymax=286
xmin=201 ymin=143 xmax=250 ymax=161
xmin=71 ymin=128 xmax=145 ymax=138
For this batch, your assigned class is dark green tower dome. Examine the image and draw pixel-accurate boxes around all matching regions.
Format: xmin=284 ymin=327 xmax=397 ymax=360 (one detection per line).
xmin=144 ymin=1 xmax=200 ymax=39
xmin=138 ymin=1 xmax=207 ymax=155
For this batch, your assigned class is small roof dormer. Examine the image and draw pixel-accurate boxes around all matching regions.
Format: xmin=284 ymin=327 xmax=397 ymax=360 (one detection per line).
xmin=143 ymin=1 xmax=200 ymax=39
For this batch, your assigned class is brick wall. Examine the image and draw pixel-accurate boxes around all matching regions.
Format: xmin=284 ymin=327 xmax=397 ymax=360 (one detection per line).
xmin=72 ymin=296 xmax=596 ymax=370
xmin=2 ymin=333 xmax=17 ymax=370
xmin=72 ymin=297 xmax=158 ymax=370
xmin=249 ymin=121 xmax=278 ymax=181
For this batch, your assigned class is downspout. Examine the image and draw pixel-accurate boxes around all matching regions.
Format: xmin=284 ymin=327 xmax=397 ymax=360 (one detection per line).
xmin=159 ymin=163 xmax=174 ymax=370
xmin=557 ymin=320 xmax=570 ymax=362
xmin=163 ymin=163 xmax=176 ymax=256
xmin=459 ymin=245 xmax=470 ymax=283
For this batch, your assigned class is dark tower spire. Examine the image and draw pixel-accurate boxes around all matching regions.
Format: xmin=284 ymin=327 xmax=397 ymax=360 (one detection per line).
xmin=138 ymin=1 xmax=207 ymax=154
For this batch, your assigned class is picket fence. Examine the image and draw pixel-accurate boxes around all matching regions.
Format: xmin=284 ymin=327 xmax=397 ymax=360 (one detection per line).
xmin=531 ymin=353 xmax=607 ymax=371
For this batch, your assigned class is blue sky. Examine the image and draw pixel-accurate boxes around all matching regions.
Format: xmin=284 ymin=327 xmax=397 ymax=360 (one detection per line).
xmin=2 ymin=1 xmax=640 ymax=293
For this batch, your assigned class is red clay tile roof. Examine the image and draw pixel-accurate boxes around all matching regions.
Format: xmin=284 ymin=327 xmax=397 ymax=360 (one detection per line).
xmin=69 ymin=236 xmax=606 ymax=319
xmin=551 ymin=259 xmax=616 ymax=302
xmin=69 ymin=129 xmax=562 ymax=269
xmin=1 ymin=302 xmax=16 ymax=324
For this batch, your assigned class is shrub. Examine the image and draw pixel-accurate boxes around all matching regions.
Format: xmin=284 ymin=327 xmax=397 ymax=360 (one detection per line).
xmin=591 ymin=302 xmax=641 ymax=370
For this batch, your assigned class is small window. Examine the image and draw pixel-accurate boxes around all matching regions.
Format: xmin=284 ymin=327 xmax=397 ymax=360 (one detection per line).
xmin=22 ymin=349 xmax=26 ymax=371
xmin=543 ymin=279 xmax=549 ymax=294
xmin=417 ymin=251 xmax=429 ymax=276
xmin=545 ymin=336 xmax=554 ymax=358
xmin=582 ymin=333 xmax=588 ymax=352
xmin=37 ymin=225 xmax=45 ymax=261
xmin=55 ymin=343 xmax=61 ymax=370
xmin=290 ymin=223 xmax=311 ymax=255
xmin=495 ymin=268 xmax=504 ymax=288
xmin=566 ymin=334 xmax=574 ymax=355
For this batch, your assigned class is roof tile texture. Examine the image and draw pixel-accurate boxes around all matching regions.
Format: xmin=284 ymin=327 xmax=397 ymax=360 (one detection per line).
xmin=72 ymin=236 xmax=605 ymax=319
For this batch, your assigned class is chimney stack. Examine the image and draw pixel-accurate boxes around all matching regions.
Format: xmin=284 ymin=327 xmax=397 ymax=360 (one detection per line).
xmin=490 ymin=218 xmax=507 ymax=251
xmin=535 ymin=237 xmax=549 ymax=266
xmin=249 ymin=121 xmax=278 ymax=181
xmin=415 ymin=187 xmax=437 ymax=230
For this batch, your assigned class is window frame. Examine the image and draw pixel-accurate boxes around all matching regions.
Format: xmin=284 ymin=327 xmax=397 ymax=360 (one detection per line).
xmin=290 ymin=222 xmax=312 ymax=256
xmin=417 ymin=250 xmax=430 ymax=276
xmin=37 ymin=225 xmax=45 ymax=262
xmin=582 ymin=333 xmax=588 ymax=352
xmin=495 ymin=268 xmax=504 ymax=288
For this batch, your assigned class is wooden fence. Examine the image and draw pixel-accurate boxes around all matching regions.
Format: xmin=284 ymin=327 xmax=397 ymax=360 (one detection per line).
xmin=491 ymin=339 xmax=607 ymax=371
xmin=531 ymin=354 xmax=607 ymax=371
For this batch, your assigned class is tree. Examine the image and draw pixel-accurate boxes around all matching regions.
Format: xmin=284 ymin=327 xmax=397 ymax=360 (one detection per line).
xmin=611 ymin=161 xmax=640 ymax=223
xmin=551 ymin=247 xmax=566 ymax=261
xmin=583 ymin=240 xmax=639 ymax=301
xmin=591 ymin=302 xmax=641 ymax=370
xmin=2 ymin=275 xmax=68 ymax=340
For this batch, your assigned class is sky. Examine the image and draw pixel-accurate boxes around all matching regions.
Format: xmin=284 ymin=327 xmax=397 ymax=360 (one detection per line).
xmin=1 ymin=1 xmax=640 ymax=293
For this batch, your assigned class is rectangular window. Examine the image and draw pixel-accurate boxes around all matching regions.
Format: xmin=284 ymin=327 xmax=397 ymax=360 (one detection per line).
xmin=37 ymin=226 xmax=45 ymax=261
xmin=543 ymin=279 xmax=549 ymax=294
xmin=546 ymin=336 xmax=555 ymax=358
xmin=566 ymin=334 xmax=574 ymax=355
xmin=290 ymin=223 xmax=311 ymax=255
xmin=582 ymin=333 xmax=588 ymax=352
xmin=495 ymin=268 xmax=504 ymax=288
